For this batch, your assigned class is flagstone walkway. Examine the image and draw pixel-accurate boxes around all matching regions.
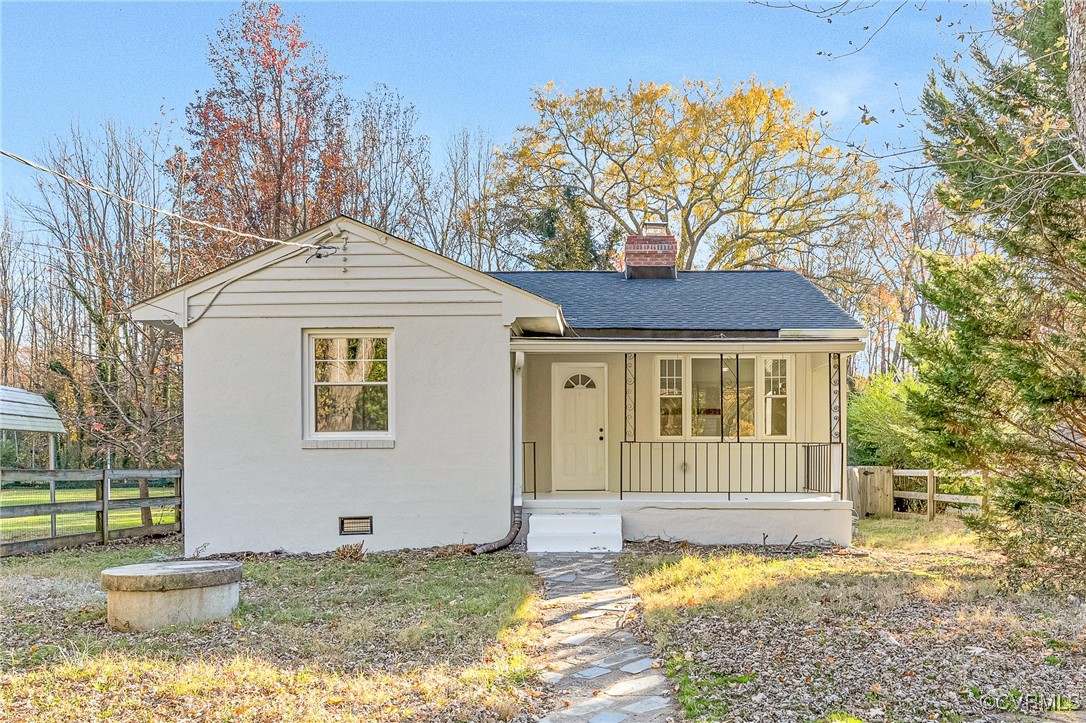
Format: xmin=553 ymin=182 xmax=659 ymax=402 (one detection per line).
xmin=532 ymin=553 xmax=678 ymax=723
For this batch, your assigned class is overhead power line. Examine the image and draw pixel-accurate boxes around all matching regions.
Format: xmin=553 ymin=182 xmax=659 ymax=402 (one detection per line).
xmin=0 ymin=147 xmax=320 ymax=250
xmin=1 ymin=146 xmax=537 ymax=269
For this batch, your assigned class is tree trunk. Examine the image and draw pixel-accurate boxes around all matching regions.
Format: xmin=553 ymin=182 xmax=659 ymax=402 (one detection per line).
xmin=138 ymin=477 xmax=153 ymax=526
xmin=1065 ymin=0 xmax=1086 ymax=154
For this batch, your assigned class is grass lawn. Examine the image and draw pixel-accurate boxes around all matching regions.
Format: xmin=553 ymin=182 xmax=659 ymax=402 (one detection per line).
xmin=1 ymin=485 xmax=178 ymax=542
xmin=0 ymin=539 xmax=546 ymax=721
xmin=618 ymin=518 xmax=1086 ymax=722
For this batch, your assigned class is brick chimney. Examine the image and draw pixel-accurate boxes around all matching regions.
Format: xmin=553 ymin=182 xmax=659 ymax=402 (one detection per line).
xmin=624 ymin=221 xmax=677 ymax=279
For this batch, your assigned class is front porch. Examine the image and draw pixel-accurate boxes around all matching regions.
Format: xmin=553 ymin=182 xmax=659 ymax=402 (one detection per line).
xmin=511 ymin=342 xmax=854 ymax=547
xmin=522 ymin=491 xmax=852 ymax=547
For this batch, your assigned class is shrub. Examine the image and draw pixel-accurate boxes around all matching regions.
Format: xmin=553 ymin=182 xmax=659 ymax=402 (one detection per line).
xmin=847 ymin=373 xmax=929 ymax=468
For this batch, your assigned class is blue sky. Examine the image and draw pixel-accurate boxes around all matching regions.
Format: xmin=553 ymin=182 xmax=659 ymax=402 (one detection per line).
xmin=0 ymin=1 xmax=991 ymax=215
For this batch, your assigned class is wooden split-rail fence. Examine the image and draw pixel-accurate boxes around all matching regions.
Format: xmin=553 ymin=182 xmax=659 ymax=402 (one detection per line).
xmin=846 ymin=466 xmax=987 ymax=520
xmin=0 ymin=468 xmax=182 ymax=556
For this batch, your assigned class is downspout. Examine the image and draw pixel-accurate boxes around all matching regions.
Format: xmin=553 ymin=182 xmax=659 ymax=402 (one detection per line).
xmin=474 ymin=506 xmax=523 ymax=555
xmin=475 ymin=350 xmax=526 ymax=554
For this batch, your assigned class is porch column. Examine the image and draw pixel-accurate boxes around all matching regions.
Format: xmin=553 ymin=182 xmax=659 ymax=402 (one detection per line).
xmin=512 ymin=351 xmax=525 ymax=507
xmin=829 ymin=352 xmax=843 ymax=500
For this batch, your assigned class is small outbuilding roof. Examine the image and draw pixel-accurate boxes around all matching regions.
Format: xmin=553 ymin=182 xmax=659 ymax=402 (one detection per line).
xmin=488 ymin=270 xmax=864 ymax=333
xmin=0 ymin=386 xmax=65 ymax=434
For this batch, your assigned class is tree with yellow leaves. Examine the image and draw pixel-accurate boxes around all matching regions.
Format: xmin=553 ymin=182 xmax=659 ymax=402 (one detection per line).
xmin=500 ymin=79 xmax=879 ymax=269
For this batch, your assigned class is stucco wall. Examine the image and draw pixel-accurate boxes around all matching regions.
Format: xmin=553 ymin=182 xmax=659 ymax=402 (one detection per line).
xmin=523 ymin=497 xmax=853 ymax=545
xmin=621 ymin=503 xmax=852 ymax=545
xmin=182 ymin=313 xmax=512 ymax=555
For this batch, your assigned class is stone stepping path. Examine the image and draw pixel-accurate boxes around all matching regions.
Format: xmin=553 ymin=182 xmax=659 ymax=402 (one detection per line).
xmin=532 ymin=553 xmax=678 ymax=723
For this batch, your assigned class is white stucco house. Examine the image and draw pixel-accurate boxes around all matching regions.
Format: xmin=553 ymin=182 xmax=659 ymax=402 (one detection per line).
xmin=133 ymin=216 xmax=865 ymax=555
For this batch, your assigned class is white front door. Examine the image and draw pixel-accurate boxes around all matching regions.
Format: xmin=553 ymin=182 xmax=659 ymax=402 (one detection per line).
xmin=552 ymin=363 xmax=608 ymax=492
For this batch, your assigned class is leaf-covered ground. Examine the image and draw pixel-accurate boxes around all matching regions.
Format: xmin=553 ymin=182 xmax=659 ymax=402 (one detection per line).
xmin=618 ymin=519 xmax=1086 ymax=722
xmin=0 ymin=537 xmax=548 ymax=721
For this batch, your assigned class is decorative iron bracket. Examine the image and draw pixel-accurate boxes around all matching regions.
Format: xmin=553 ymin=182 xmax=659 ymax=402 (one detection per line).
xmin=829 ymin=353 xmax=842 ymax=443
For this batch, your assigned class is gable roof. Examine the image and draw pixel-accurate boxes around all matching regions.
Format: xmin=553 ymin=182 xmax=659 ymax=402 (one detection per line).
xmin=488 ymin=270 xmax=864 ymax=333
xmin=131 ymin=216 xmax=562 ymax=331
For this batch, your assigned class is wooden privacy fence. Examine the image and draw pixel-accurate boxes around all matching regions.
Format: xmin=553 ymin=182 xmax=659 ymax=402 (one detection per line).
xmin=0 ymin=468 xmax=181 ymax=556
xmin=847 ymin=466 xmax=986 ymax=520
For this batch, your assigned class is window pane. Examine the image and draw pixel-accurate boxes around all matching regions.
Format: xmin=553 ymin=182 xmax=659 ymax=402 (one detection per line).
xmin=765 ymin=357 xmax=787 ymax=395
xmin=767 ymin=396 xmax=788 ymax=436
xmin=658 ymin=358 xmax=682 ymax=396
xmin=315 ymin=385 xmax=388 ymax=432
xmin=722 ymin=358 xmax=756 ymax=438
xmin=691 ymin=358 xmax=721 ymax=437
xmin=357 ymin=385 xmax=389 ymax=431
xmin=314 ymin=337 xmax=386 ymax=361
xmin=315 ymin=359 xmax=387 ymax=383
xmin=660 ymin=397 xmax=683 ymax=437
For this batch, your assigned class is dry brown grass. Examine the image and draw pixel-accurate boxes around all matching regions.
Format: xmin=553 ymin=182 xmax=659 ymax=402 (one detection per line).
xmin=617 ymin=519 xmax=1086 ymax=721
xmin=854 ymin=515 xmax=980 ymax=553
xmin=1 ymin=538 xmax=547 ymax=722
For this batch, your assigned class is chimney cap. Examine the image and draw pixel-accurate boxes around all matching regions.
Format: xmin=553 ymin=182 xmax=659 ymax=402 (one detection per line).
xmin=641 ymin=220 xmax=670 ymax=237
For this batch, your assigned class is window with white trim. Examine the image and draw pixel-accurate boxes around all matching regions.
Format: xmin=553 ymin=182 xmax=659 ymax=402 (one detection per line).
xmin=658 ymin=358 xmax=684 ymax=437
xmin=763 ymin=357 xmax=789 ymax=437
xmin=655 ymin=355 xmax=790 ymax=439
xmin=308 ymin=331 xmax=392 ymax=437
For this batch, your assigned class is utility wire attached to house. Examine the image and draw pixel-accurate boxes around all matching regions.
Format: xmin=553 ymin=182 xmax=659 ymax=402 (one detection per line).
xmin=0 ymin=148 xmax=321 ymax=250
xmin=1 ymin=147 xmax=539 ymax=270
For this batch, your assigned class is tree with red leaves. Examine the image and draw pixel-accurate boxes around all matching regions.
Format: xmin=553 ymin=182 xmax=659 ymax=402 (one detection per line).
xmin=182 ymin=1 xmax=349 ymax=257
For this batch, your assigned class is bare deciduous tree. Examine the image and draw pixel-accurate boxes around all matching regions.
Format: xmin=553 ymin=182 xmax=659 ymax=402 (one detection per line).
xmin=20 ymin=123 xmax=185 ymax=516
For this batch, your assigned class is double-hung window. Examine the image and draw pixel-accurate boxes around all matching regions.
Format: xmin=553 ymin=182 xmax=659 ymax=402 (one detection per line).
xmin=656 ymin=355 xmax=790 ymax=440
xmin=658 ymin=358 xmax=684 ymax=437
xmin=308 ymin=331 xmax=392 ymax=438
xmin=763 ymin=357 xmax=789 ymax=437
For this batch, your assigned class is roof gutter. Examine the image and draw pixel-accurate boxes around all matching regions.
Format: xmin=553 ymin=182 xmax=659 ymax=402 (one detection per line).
xmin=779 ymin=328 xmax=870 ymax=340
xmin=509 ymin=338 xmax=867 ymax=354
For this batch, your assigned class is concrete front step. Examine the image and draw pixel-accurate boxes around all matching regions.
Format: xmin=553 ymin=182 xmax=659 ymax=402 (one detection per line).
xmin=527 ymin=513 xmax=623 ymax=552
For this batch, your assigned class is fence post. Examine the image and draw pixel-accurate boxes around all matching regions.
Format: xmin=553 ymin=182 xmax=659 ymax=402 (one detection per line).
xmin=100 ymin=469 xmax=110 ymax=544
xmin=926 ymin=469 xmax=937 ymax=521
xmin=175 ymin=471 xmax=183 ymax=534
xmin=49 ymin=477 xmax=57 ymax=538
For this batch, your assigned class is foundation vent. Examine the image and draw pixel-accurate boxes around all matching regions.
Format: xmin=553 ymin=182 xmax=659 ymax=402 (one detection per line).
xmin=339 ymin=516 xmax=374 ymax=535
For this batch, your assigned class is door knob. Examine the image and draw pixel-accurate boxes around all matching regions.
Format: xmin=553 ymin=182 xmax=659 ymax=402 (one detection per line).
xmin=599 ymin=428 xmax=604 ymax=432
xmin=599 ymin=436 xmax=604 ymax=441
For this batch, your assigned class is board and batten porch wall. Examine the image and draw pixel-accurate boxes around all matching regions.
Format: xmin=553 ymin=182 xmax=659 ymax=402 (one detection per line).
xmin=522 ymin=351 xmax=835 ymax=495
xmin=178 ymin=236 xmax=518 ymax=555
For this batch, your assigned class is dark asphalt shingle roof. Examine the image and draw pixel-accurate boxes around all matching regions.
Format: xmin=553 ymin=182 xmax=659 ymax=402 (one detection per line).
xmin=488 ymin=270 xmax=863 ymax=332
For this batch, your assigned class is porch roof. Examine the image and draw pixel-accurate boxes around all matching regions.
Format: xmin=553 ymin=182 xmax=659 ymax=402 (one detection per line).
xmin=488 ymin=270 xmax=863 ymax=334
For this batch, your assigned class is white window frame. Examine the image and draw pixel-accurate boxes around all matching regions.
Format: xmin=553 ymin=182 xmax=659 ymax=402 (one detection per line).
xmin=655 ymin=356 xmax=686 ymax=440
xmin=304 ymin=329 xmax=395 ymax=441
xmin=653 ymin=354 xmax=792 ymax=441
xmin=759 ymin=355 xmax=793 ymax=440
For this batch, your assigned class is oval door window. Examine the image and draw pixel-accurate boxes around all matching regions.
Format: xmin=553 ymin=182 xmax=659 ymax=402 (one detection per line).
xmin=563 ymin=374 xmax=597 ymax=389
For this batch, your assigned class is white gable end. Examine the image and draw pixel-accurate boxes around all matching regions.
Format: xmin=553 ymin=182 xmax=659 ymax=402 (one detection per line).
xmin=132 ymin=218 xmax=562 ymax=331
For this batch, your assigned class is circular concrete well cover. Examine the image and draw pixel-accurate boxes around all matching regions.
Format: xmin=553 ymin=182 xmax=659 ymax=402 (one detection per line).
xmin=101 ymin=560 xmax=242 ymax=592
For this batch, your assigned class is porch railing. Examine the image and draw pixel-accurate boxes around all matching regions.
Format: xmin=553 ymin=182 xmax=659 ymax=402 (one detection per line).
xmin=619 ymin=441 xmax=838 ymax=498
